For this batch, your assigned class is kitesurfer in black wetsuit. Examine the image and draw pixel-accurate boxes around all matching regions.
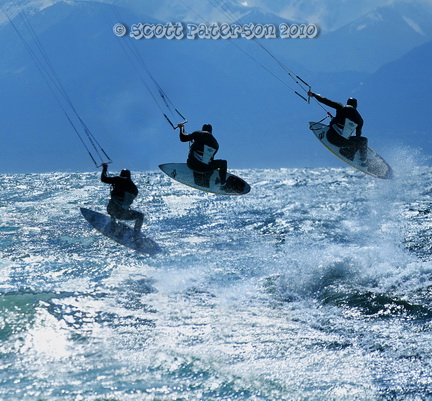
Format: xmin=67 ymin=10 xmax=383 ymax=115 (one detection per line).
xmin=178 ymin=123 xmax=227 ymax=185
xmin=308 ymin=91 xmax=368 ymax=164
xmin=100 ymin=163 xmax=144 ymax=233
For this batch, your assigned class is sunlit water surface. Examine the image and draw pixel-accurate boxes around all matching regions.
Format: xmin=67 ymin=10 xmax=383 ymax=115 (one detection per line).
xmin=1 ymin=159 xmax=432 ymax=400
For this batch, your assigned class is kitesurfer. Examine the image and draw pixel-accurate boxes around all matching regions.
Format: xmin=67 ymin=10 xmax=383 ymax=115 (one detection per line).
xmin=100 ymin=163 xmax=144 ymax=234
xmin=308 ymin=91 xmax=368 ymax=164
xmin=178 ymin=123 xmax=228 ymax=186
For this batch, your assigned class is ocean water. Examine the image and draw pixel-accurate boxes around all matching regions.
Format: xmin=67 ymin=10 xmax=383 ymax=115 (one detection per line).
xmin=1 ymin=159 xmax=432 ymax=400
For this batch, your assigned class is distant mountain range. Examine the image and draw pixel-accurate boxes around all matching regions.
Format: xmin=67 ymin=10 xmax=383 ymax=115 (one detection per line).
xmin=235 ymin=1 xmax=432 ymax=73
xmin=0 ymin=1 xmax=430 ymax=173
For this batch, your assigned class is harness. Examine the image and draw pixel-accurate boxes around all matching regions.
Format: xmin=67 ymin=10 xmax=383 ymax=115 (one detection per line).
xmin=192 ymin=144 xmax=217 ymax=165
xmin=332 ymin=118 xmax=358 ymax=138
xmin=111 ymin=190 xmax=137 ymax=210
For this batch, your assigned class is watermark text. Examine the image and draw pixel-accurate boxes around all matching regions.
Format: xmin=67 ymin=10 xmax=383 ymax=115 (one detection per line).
xmin=113 ymin=22 xmax=319 ymax=40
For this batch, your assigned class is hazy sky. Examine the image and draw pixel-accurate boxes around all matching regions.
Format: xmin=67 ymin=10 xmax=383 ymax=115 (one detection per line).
xmin=5 ymin=0 xmax=432 ymax=31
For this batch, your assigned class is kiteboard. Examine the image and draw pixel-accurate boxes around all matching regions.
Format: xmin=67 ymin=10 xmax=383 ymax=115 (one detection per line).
xmin=309 ymin=122 xmax=393 ymax=179
xmin=80 ymin=207 xmax=161 ymax=255
xmin=159 ymin=163 xmax=251 ymax=195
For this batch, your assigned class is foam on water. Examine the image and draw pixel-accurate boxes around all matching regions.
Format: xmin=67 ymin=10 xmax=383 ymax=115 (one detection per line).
xmin=1 ymin=166 xmax=432 ymax=400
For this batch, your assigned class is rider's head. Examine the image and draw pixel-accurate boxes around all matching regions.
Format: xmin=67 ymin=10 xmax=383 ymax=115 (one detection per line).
xmin=120 ymin=169 xmax=131 ymax=179
xmin=347 ymin=97 xmax=358 ymax=108
xmin=202 ymin=124 xmax=212 ymax=133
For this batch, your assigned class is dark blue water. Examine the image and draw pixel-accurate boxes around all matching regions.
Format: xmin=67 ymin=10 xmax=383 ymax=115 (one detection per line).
xmin=1 ymin=159 xmax=432 ymax=400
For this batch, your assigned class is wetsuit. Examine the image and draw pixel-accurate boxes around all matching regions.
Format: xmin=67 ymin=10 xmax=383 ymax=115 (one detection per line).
xmin=101 ymin=165 xmax=144 ymax=232
xmin=180 ymin=128 xmax=227 ymax=185
xmin=312 ymin=93 xmax=367 ymax=161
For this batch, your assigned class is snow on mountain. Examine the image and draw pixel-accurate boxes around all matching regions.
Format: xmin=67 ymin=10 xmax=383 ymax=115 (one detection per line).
xmin=287 ymin=1 xmax=432 ymax=73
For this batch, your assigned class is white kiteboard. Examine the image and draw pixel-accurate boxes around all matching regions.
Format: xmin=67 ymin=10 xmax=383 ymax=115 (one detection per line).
xmin=159 ymin=163 xmax=251 ymax=195
xmin=80 ymin=207 xmax=161 ymax=255
xmin=309 ymin=122 xmax=393 ymax=179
